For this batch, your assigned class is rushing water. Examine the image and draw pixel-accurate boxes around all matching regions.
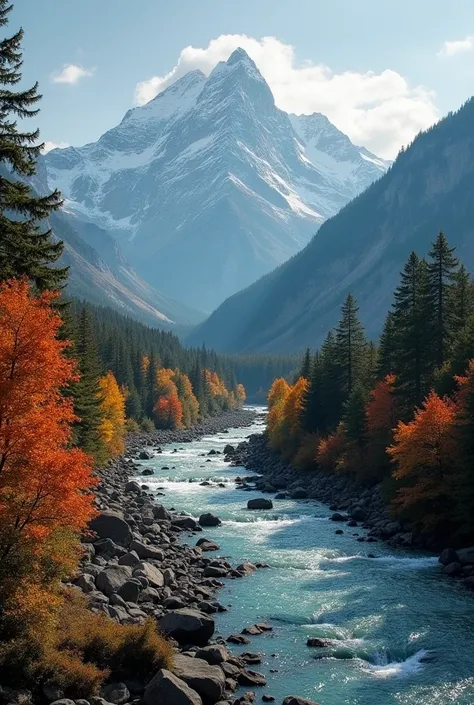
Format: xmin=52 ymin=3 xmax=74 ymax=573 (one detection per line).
xmin=133 ymin=408 xmax=474 ymax=705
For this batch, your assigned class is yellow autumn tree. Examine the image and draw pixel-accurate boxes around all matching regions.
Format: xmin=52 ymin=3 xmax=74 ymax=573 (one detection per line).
xmin=174 ymin=369 xmax=199 ymax=427
xmin=281 ymin=377 xmax=309 ymax=459
xmin=236 ymin=383 xmax=246 ymax=407
xmin=98 ymin=372 xmax=126 ymax=458
xmin=267 ymin=378 xmax=291 ymax=452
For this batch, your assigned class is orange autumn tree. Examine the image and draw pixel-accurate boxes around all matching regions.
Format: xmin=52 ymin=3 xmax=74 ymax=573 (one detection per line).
xmin=174 ymin=369 xmax=199 ymax=427
xmin=316 ymin=424 xmax=347 ymax=473
xmin=365 ymin=374 xmax=399 ymax=482
xmin=153 ymin=368 xmax=183 ymax=429
xmin=98 ymin=371 xmax=126 ymax=458
xmin=0 ymin=279 xmax=96 ymax=616
xmin=267 ymin=378 xmax=291 ymax=451
xmin=388 ymin=391 xmax=456 ymax=532
xmin=281 ymin=376 xmax=309 ymax=459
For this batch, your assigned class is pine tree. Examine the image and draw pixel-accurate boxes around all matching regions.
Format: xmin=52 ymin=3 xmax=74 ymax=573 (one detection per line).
xmin=342 ymin=385 xmax=369 ymax=458
xmin=452 ymin=264 xmax=474 ymax=336
xmin=301 ymin=352 xmax=322 ymax=434
xmin=392 ymin=252 xmax=431 ymax=415
xmin=298 ymin=348 xmax=312 ymax=380
xmin=426 ymin=232 xmax=458 ymax=368
xmin=0 ymin=0 xmax=66 ymax=290
xmin=377 ymin=312 xmax=396 ymax=379
xmin=71 ymin=308 xmax=106 ymax=461
xmin=334 ymin=294 xmax=367 ymax=399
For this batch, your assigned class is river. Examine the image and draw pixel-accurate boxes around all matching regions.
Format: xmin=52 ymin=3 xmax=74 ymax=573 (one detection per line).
xmin=134 ymin=407 xmax=474 ymax=705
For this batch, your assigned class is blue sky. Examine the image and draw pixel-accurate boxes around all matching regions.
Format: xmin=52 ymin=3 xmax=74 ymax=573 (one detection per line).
xmin=13 ymin=0 xmax=474 ymax=159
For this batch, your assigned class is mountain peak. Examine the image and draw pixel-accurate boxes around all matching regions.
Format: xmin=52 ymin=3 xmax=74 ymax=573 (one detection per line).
xmin=226 ymin=47 xmax=256 ymax=67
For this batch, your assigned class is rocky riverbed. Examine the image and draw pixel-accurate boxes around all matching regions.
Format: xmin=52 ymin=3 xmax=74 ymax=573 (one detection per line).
xmin=65 ymin=410 xmax=319 ymax=705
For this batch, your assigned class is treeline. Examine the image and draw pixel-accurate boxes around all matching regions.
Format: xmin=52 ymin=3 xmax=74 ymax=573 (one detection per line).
xmin=268 ymin=232 xmax=474 ymax=544
xmin=222 ymin=352 xmax=300 ymax=401
xmin=67 ymin=302 xmax=246 ymax=462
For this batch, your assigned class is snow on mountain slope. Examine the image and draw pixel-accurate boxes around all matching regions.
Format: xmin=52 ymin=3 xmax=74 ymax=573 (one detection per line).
xmin=45 ymin=48 xmax=387 ymax=312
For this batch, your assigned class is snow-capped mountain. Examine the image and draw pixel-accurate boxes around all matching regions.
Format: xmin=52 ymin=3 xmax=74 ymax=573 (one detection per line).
xmin=45 ymin=48 xmax=388 ymax=312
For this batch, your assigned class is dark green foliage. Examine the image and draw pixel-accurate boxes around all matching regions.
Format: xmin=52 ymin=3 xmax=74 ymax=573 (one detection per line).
xmin=426 ymin=232 xmax=459 ymax=368
xmin=377 ymin=312 xmax=396 ymax=379
xmin=334 ymin=294 xmax=367 ymax=399
xmin=0 ymin=0 xmax=67 ymax=290
xmin=298 ymin=348 xmax=312 ymax=381
xmin=391 ymin=252 xmax=432 ymax=416
xmin=342 ymin=385 xmax=369 ymax=453
xmin=452 ymin=265 xmax=474 ymax=335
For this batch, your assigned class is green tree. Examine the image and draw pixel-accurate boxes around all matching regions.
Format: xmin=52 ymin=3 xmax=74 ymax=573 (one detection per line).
xmin=452 ymin=264 xmax=474 ymax=336
xmin=377 ymin=311 xmax=396 ymax=379
xmin=298 ymin=348 xmax=312 ymax=380
xmin=0 ymin=0 xmax=66 ymax=289
xmin=334 ymin=293 xmax=367 ymax=399
xmin=392 ymin=252 xmax=431 ymax=416
xmin=71 ymin=308 xmax=106 ymax=461
xmin=426 ymin=232 xmax=458 ymax=368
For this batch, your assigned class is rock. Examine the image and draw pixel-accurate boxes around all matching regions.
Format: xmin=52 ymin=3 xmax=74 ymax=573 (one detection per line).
xmin=164 ymin=596 xmax=186 ymax=609
xmin=381 ymin=521 xmax=401 ymax=538
xmin=208 ymin=449 xmax=217 ymax=455
xmin=329 ymin=513 xmax=346 ymax=522
xmin=236 ymin=562 xmax=257 ymax=576
xmin=247 ymin=498 xmax=273 ymax=510
xmin=306 ymin=638 xmax=331 ymax=647
xmin=125 ymin=481 xmax=141 ymax=493
xmin=139 ymin=451 xmax=153 ymax=460
xmin=439 ymin=547 xmax=459 ymax=565
xmin=443 ymin=562 xmax=462 ymax=577
xmin=290 ymin=487 xmax=307 ymax=499
xmin=76 ymin=573 xmax=96 ymax=593
xmin=463 ymin=576 xmax=474 ymax=590
xmin=41 ymin=685 xmax=64 ymax=702
xmin=224 ymin=445 xmax=235 ymax=454
xmin=351 ymin=507 xmax=366 ymax=521
xmin=158 ymin=608 xmax=215 ymax=646
xmin=135 ymin=562 xmax=164 ymax=588
xmin=196 ymin=539 xmax=220 ymax=552
xmin=172 ymin=516 xmax=201 ymax=531
xmin=118 ymin=579 xmax=141 ymax=603
xmin=196 ymin=645 xmax=229 ymax=665
xmin=275 ymin=492 xmax=287 ymax=499
xmin=49 ymin=701 xmax=74 ymax=705
xmin=237 ymin=670 xmax=266 ymax=687
xmin=89 ymin=511 xmax=133 ymax=548
xmin=118 ymin=551 xmax=141 ymax=567
xmin=226 ymin=634 xmax=251 ymax=645
xmin=172 ymin=654 xmax=225 ymax=704
xmin=203 ymin=565 xmax=228 ymax=578
xmin=457 ymin=547 xmax=474 ymax=566
xmin=96 ymin=565 xmax=133 ymax=597
xmin=94 ymin=538 xmax=127 ymax=559
xmin=100 ymin=683 xmax=130 ymax=705
xmin=144 ymin=670 xmax=202 ymax=705
xmin=262 ymin=696 xmax=275 ymax=703
xmin=199 ymin=513 xmax=222 ymax=527
xmin=130 ymin=539 xmax=164 ymax=561
xmin=335 ymin=529 xmax=343 ymax=535
xmin=141 ymin=468 xmax=154 ymax=476
xmin=282 ymin=698 xmax=321 ymax=705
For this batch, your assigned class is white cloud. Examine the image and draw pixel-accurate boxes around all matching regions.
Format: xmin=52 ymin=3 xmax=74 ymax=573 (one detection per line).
xmin=134 ymin=35 xmax=439 ymax=159
xmin=41 ymin=141 xmax=69 ymax=154
xmin=51 ymin=64 xmax=94 ymax=84
xmin=438 ymin=36 xmax=474 ymax=57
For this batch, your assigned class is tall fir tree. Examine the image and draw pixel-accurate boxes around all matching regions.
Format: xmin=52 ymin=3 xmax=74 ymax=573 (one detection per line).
xmin=0 ymin=0 xmax=67 ymax=289
xmin=298 ymin=348 xmax=312 ymax=381
xmin=392 ymin=252 xmax=431 ymax=416
xmin=71 ymin=308 xmax=105 ymax=461
xmin=334 ymin=293 xmax=367 ymax=399
xmin=377 ymin=311 xmax=396 ymax=379
xmin=452 ymin=264 xmax=474 ymax=336
xmin=426 ymin=231 xmax=458 ymax=368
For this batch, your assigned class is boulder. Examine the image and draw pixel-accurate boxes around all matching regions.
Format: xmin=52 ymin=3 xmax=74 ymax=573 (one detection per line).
xmin=144 ymin=670 xmax=202 ymax=705
xmin=236 ymin=562 xmax=257 ymax=576
xmin=153 ymin=504 xmax=170 ymax=520
xmin=226 ymin=634 xmax=251 ymax=645
xmin=89 ymin=511 xmax=132 ymax=548
xmin=141 ymin=468 xmax=154 ymax=476
xmin=351 ymin=507 xmax=367 ymax=521
xmin=96 ymin=565 xmax=133 ymax=597
xmin=134 ymin=562 xmax=164 ymax=588
xmin=443 ymin=562 xmax=462 ymax=577
xmin=307 ymin=638 xmax=331 ymax=647
xmin=130 ymin=539 xmax=164 ymax=561
xmin=100 ymin=683 xmax=130 ymax=705
xmin=158 ymin=609 xmax=215 ymax=646
xmin=94 ymin=538 xmax=127 ymax=559
xmin=457 ymin=547 xmax=474 ymax=566
xmin=196 ymin=539 xmax=220 ymax=552
xmin=76 ymin=573 xmax=95 ymax=594
xmin=290 ymin=487 xmax=308 ymax=499
xmin=196 ymin=645 xmax=229 ymax=665
xmin=172 ymin=516 xmax=201 ymax=531
xmin=118 ymin=579 xmax=141 ymax=603
xmin=203 ymin=565 xmax=228 ymax=578
xmin=223 ymin=445 xmax=235 ymax=454
xmin=172 ymin=654 xmax=225 ymax=703
xmin=329 ymin=513 xmax=347 ymax=522
xmin=237 ymin=670 xmax=266 ymax=687
xmin=118 ymin=551 xmax=141 ymax=567
xmin=282 ymin=698 xmax=321 ymax=705
xmin=139 ymin=451 xmax=153 ymax=460
xmin=247 ymin=498 xmax=273 ymax=510
xmin=125 ymin=481 xmax=141 ymax=493
xmin=199 ymin=513 xmax=222 ymax=527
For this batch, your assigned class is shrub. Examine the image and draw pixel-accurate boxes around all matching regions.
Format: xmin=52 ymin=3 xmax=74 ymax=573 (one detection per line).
xmin=0 ymin=589 xmax=174 ymax=698
xmin=140 ymin=417 xmax=155 ymax=433
xmin=125 ymin=418 xmax=140 ymax=434
xmin=293 ymin=433 xmax=321 ymax=470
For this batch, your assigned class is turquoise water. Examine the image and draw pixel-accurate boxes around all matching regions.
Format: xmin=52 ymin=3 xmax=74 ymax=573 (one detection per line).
xmin=133 ymin=408 xmax=474 ymax=705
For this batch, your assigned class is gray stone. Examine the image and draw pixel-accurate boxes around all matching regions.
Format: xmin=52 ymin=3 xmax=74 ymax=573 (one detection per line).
xmin=290 ymin=487 xmax=308 ymax=499
xmin=89 ymin=511 xmax=132 ymax=548
xmin=100 ymin=683 xmax=130 ymax=705
xmin=196 ymin=539 xmax=220 ymax=552
xmin=158 ymin=608 xmax=215 ymax=646
xmin=351 ymin=507 xmax=367 ymax=521
xmin=282 ymin=698 xmax=321 ymax=705
xmin=144 ymin=670 xmax=202 ymax=705
xmin=76 ymin=573 xmax=96 ymax=593
xmin=247 ymin=498 xmax=273 ymax=510
xmin=172 ymin=654 xmax=225 ymax=704
xmin=118 ymin=551 xmax=141 ymax=567
xmin=196 ymin=645 xmax=229 ymax=665
xmin=172 ymin=516 xmax=201 ymax=531
xmin=134 ymin=561 xmax=164 ymax=588
xmin=118 ymin=579 xmax=141 ymax=603
xmin=443 ymin=562 xmax=462 ymax=577
xmin=96 ymin=565 xmax=132 ymax=597
xmin=139 ymin=451 xmax=153 ymax=460
xmin=457 ymin=547 xmax=474 ymax=566
xmin=199 ymin=513 xmax=222 ymax=527
xmin=130 ymin=539 xmax=164 ymax=561
xmin=125 ymin=481 xmax=141 ymax=493
xmin=439 ymin=548 xmax=459 ymax=566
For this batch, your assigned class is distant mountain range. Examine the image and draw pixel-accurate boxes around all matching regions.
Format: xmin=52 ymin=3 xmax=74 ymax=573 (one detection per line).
xmin=31 ymin=157 xmax=204 ymax=328
xmin=188 ymin=98 xmax=474 ymax=352
xmin=44 ymin=48 xmax=387 ymax=313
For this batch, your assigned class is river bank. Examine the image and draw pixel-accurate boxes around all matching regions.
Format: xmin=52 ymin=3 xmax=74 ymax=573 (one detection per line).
xmin=68 ymin=408 xmax=313 ymax=705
